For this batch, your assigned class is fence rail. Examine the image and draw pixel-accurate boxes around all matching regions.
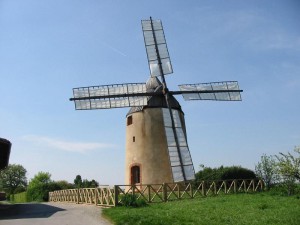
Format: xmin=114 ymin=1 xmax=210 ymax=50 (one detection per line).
xmin=49 ymin=179 xmax=264 ymax=207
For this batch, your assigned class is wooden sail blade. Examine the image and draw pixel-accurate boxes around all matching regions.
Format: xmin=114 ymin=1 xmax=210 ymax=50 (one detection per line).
xmin=162 ymin=108 xmax=195 ymax=182
xmin=142 ymin=18 xmax=173 ymax=77
xmin=178 ymin=81 xmax=242 ymax=101
xmin=71 ymin=83 xmax=149 ymax=110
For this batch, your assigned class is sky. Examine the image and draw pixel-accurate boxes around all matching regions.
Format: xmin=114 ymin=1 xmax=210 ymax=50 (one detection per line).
xmin=0 ymin=0 xmax=299 ymax=185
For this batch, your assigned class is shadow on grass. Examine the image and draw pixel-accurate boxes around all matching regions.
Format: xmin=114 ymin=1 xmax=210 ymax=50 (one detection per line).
xmin=0 ymin=202 xmax=65 ymax=220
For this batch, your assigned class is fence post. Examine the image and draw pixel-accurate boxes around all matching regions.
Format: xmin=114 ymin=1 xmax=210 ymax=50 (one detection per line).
xmin=114 ymin=185 xmax=119 ymax=206
xmin=233 ymin=180 xmax=237 ymax=193
xmin=213 ymin=181 xmax=217 ymax=195
xmin=189 ymin=183 xmax=194 ymax=198
xmin=202 ymin=181 xmax=206 ymax=196
xmin=147 ymin=185 xmax=151 ymax=203
xmin=95 ymin=188 xmax=98 ymax=206
xmin=163 ymin=183 xmax=167 ymax=202
xmin=77 ymin=188 xmax=80 ymax=204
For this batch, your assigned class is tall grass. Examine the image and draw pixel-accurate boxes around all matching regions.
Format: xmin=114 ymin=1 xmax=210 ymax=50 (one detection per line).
xmin=103 ymin=193 xmax=300 ymax=225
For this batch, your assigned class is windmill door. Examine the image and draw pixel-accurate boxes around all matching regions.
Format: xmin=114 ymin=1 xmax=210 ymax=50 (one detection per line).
xmin=130 ymin=165 xmax=140 ymax=184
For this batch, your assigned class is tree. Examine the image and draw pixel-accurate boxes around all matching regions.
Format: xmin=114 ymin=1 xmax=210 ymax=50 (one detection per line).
xmin=74 ymin=175 xmax=82 ymax=188
xmin=0 ymin=164 xmax=27 ymax=197
xmin=55 ymin=180 xmax=74 ymax=190
xmin=255 ymin=154 xmax=279 ymax=190
xmin=27 ymin=171 xmax=55 ymax=202
xmin=275 ymin=146 xmax=300 ymax=195
xmin=276 ymin=146 xmax=300 ymax=181
xmin=82 ymin=179 xmax=99 ymax=188
xmin=74 ymin=175 xmax=99 ymax=188
xmin=28 ymin=172 xmax=52 ymax=187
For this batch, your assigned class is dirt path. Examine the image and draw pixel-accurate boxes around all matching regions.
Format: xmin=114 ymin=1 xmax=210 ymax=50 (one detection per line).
xmin=0 ymin=202 xmax=112 ymax=225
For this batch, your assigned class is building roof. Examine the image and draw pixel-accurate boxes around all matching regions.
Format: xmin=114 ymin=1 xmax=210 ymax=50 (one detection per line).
xmin=0 ymin=138 xmax=11 ymax=170
xmin=127 ymin=77 xmax=182 ymax=116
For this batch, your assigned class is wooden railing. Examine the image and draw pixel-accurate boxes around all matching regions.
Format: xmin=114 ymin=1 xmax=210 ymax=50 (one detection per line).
xmin=49 ymin=186 xmax=115 ymax=207
xmin=49 ymin=179 xmax=264 ymax=207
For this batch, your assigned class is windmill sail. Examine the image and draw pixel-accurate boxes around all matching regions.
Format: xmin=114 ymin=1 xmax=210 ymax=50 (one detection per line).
xmin=142 ymin=19 xmax=173 ymax=77
xmin=71 ymin=83 xmax=148 ymax=110
xmin=162 ymin=108 xmax=195 ymax=182
xmin=178 ymin=81 xmax=242 ymax=101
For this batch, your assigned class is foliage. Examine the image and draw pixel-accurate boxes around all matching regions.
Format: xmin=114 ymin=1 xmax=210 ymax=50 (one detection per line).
xmin=11 ymin=191 xmax=27 ymax=203
xmin=195 ymin=165 xmax=256 ymax=182
xmin=221 ymin=166 xmax=256 ymax=180
xmin=55 ymin=180 xmax=75 ymax=190
xmin=268 ymin=184 xmax=300 ymax=197
xmin=255 ymin=154 xmax=279 ymax=190
xmin=0 ymin=164 xmax=27 ymax=196
xmin=74 ymin=175 xmax=99 ymax=188
xmin=276 ymin=146 xmax=300 ymax=181
xmin=74 ymin=175 xmax=82 ymax=188
xmin=28 ymin=172 xmax=52 ymax=187
xmin=103 ymin=193 xmax=300 ymax=225
xmin=275 ymin=146 xmax=300 ymax=196
xmin=82 ymin=179 xmax=99 ymax=188
xmin=120 ymin=194 xmax=148 ymax=207
xmin=26 ymin=172 xmax=58 ymax=202
xmin=255 ymin=147 xmax=300 ymax=195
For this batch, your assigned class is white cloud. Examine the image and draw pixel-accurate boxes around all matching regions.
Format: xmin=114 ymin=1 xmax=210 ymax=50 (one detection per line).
xmin=21 ymin=135 xmax=116 ymax=153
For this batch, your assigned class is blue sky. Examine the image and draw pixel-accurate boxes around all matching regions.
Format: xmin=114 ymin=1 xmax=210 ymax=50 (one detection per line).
xmin=0 ymin=0 xmax=299 ymax=185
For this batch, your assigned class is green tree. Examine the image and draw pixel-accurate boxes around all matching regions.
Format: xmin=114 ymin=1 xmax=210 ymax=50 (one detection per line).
xmin=0 ymin=164 xmax=27 ymax=197
xmin=82 ymin=179 xmax=99 ymax=188
xmin=74 ymin=175 xmax=99 ymax=188
xmin=55 ymin=180 xmax=74 ymax=190
xmin=74 ymin=175 xmax=82 ymax=188
xmin=27 ymin=172 xmax=56 ymax=202
xmin=275 ymin=146 xmax=300 ymax=195
xmin=276 ymin=146 xmax=300 ymax=181
xmin=255 ymin=154 xmax=279 ymax=190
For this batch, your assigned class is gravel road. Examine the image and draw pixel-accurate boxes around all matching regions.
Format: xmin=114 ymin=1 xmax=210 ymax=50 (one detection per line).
xmin=0 ymin=202 xmax=112 ymax=225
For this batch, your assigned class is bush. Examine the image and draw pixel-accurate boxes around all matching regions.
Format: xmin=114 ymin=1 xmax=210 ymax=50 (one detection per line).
xmin=221 ymin=166 xmax=256 ymax=180
xmin=120 ymin=194 xmax=148 ymax=207
xmin=195 ymin=165 xmax=257 ymax=182
xmin=11 ymin=192 xmax=27 ymax=203
xmin=27 ymin=182 xmax=60 ymax=202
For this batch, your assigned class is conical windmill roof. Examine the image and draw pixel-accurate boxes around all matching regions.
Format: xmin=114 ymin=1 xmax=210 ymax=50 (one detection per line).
xmin=127 ymin=77 xmax=182 ymax=116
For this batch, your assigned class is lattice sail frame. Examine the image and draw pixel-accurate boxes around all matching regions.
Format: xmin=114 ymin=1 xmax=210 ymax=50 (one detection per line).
xmin=178 ymin=81 xmax=242 ymax=101
xmin=72 ymin=83 xmax=148 ymax=110
xmin=162 ymin=108 xmax=195 ymax=182
xmin=142 ymin=19 xmax=173 ymax=77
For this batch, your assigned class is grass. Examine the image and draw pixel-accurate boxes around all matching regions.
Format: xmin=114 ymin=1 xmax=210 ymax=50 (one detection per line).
xmin=102 ymin=193 xmax=300 ymax=225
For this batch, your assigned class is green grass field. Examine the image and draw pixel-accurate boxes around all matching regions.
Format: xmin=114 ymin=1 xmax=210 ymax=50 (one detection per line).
xmin=103 ymin=193 xmax=300 ymax=225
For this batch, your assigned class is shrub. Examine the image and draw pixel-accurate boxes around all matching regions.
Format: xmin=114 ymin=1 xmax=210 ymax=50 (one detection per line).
xmin=120 ymin=194 xmax=147 ymax=207
xmin=11 ymin=191 xmax=27 ymax=203
xmin=195 ymin=165 xmax=257 ymax=182
xmin=221 ymin=166 xmax=257 ymax=180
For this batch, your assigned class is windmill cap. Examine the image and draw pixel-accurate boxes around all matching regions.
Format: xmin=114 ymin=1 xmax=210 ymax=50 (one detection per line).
xmin=146 ymin=76 xmax=163 ymax=92
xmin=126 ymin=77 xmax=182 ymax=116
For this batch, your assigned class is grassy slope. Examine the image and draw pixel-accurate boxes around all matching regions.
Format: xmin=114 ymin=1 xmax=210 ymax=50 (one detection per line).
xmin=103 ymin=193 xmax=300 ymax=225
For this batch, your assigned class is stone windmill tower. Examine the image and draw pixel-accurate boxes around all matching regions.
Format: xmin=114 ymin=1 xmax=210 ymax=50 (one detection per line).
xmin=70 ymin=17 xmax=243 ymax=185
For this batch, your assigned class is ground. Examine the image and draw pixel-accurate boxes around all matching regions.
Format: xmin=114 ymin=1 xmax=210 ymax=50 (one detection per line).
xmin=0 ymin=202 xmax=112 ymax=225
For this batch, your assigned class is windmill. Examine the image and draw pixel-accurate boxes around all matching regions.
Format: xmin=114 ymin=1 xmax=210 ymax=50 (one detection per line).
xmin=70 ymin=17 xmax=243 ymax=185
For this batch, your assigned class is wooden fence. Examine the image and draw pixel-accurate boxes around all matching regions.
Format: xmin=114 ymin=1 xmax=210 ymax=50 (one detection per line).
xmin=49 ymin=179 xmax=264 ymax=207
